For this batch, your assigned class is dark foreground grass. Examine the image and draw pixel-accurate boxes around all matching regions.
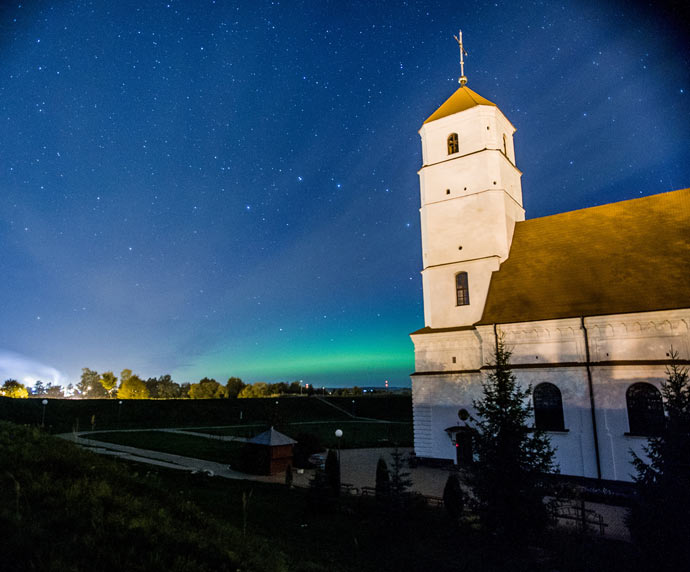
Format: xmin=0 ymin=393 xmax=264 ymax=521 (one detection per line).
xmin=134 ymin=461 xmax=638 ymax=572
xmin=0 ymin=421 xmax=285 ymax=572
xmin=197 ymin=420 xmax=413 ymax=449
xmin=1 ymin=421 xmax=638 ymax=572
xmin=82 ymin=430 xmax=245 ymax=464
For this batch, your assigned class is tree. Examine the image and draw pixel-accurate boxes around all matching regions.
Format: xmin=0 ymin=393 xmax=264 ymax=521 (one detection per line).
xmin=78 ymin=368 xmax=106 ymax=398
xmin=189 ymin=377 xmax=227 ymax=399
xmin=443 ymin=473 xmax=465 ymax=525
xmin=375 ymin=457 xmax=390 ymax=499
xmin=1 ymin=379 xmax=29 ymax=398
xmin=44 ymin=383 xmax=64 ymax=398
xmin=389 ymin=448 xmax=412 ymax=500
xmin=32 ymin=380 xmax=46 ymax=396
xmin=465 ymin=340 xmax=557 ymax=543
xmin=99 ymin=371 xmax=118 ymax=397
xmin=118 ymin=374 xmax=149 ymax=399
xmin=226 ymin=377 xmax=245 ymax=398
xmin=238 ymin=382 xmax=269 ymax=398
xmin=628 ymin=351 xmax=690 ymax=568
xmin=325 ymin=449 xmax=340 ymax=497
xmin=156 ymin=375 xmax=180 ymax=399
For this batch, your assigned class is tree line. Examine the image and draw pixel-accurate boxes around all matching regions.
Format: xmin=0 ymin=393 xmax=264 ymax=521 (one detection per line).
xmin=1 ymin=370 xmax=366 ymax=399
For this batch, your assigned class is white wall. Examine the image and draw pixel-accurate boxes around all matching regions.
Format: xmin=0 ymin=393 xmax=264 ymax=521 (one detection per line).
xmin=411 ymin=309 xmax=690 ymax=481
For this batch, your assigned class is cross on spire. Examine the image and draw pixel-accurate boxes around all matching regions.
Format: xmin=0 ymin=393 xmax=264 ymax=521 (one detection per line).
xmin=453 ymin=30 xmax=468 ymax=86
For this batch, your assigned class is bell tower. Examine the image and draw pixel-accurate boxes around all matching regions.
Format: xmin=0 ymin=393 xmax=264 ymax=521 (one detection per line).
xmin=418 ymin=36 xmax=524 ymax=328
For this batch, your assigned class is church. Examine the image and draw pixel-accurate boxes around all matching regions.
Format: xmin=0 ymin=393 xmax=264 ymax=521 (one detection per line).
xmin=409 ymin=50 xmax=690 ymax=482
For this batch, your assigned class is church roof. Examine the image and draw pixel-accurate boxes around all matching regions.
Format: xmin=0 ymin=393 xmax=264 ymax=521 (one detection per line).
xmin=477 ymin=188 xmax=690 ymax=325
xmin=423 ymin=85 xmax=497 ymax=124
xmin=248 ymin=427 xmax=297 ymax=447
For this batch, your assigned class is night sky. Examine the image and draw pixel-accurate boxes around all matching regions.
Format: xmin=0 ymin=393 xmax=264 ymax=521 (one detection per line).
xmin=1 ymin=1 xmax=688 ymax=389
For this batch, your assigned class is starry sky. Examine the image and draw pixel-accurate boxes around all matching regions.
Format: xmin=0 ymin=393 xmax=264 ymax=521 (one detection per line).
xmin=1 ymin=0 xmax=688 ymax=389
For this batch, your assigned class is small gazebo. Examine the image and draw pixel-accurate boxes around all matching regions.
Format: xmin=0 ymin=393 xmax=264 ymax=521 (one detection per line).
xmin=246 ymin=427 xmax=297 ymax=475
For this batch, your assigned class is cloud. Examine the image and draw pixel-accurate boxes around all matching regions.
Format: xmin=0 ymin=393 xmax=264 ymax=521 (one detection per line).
xmin=0 ymin=350 xmax=69 ymax=387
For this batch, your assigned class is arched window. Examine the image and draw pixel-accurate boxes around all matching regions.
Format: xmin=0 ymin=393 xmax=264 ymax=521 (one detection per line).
xmin=447 ymin=133 xmax=459 ymax=155
xmin=455 ymin=272 xmax=469 ymax=306
xmin=533 ymin=383 xmax=565 ymax=431
xmin=626 ymin=383 xmax=664 ymax=436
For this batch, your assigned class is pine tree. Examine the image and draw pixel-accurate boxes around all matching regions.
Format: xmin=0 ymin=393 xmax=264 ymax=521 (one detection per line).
xmin=389 ymin=448 xmax=412 ymax=499
xmin=443 ymin=473 xmax=464 ymax=525
xmin=628 ymin=351 xmax=690 ymax=569
xmin=375 ymin=457 xmax=390 ymax=499
xmin=466 ymin=340 xmax=556 ymax=542
xmin=325 ymin=449 xmax=340 ymax=497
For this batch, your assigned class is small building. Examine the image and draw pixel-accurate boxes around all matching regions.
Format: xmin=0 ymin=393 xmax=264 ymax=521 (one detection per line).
xmin=245 ymin=427 xmax=297 ymax=475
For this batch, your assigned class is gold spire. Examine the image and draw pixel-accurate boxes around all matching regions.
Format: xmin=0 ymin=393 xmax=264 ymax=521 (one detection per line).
xmin=453 ymin=30 xmax=468 ymax=86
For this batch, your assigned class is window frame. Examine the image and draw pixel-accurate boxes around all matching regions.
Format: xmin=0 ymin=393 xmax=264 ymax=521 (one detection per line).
xmin=455 ymin=272 xmax=470 ymax=306
xmin=447 ymin=133 xmax=459 ymax=155
xmin=533 ymin=382 xmax=566 ymax=432
xmin=626 ymin=382 xmax=665 ymax=436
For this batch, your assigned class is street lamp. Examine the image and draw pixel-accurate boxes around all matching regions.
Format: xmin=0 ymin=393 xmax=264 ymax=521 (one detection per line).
xmin=335 ymin=428 xmax=343 ymax=461
xmin=41 ymin=399 xmax=48 ymax=427
xmin=118 ymin=400 xmax=123 ymax=424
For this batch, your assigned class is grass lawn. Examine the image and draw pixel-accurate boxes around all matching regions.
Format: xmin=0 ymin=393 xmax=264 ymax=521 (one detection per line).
xmin=83 ymin=430 xmax=245 ymax=464
xmin=193 ymin=420 xmax=413 ymax=449
xmin=0 ymin=394 xmax=365 ymax=433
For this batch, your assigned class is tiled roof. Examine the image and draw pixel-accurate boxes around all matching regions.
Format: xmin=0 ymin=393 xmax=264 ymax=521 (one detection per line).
xmin=477 ymin=188 xmax=690 ymax=325
xmin=248 ymin=427 xmax=297 ymax=447
xmin=423 ymin=85 xmax=496 ymax=124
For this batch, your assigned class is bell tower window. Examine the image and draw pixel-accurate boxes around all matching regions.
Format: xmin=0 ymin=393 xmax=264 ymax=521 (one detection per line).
xmin=455 ymin=272 xmax=469 ymax=306
xmin=447 ymin=133 xmax=459 ymax=155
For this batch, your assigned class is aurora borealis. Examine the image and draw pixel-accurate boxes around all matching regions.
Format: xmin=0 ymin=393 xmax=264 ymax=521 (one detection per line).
xmin=1 ymin=1 xmax=688 ymax=388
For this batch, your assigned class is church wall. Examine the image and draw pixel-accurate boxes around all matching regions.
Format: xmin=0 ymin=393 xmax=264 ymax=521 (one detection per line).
xmin=590 ymin=364 xmax=667 ymax=481
xmin=420 ymin=190 xmax=513 ymax=266
xmin=421 ymin=257 xmax=500 ymax=328
xmin=419 ymin=106 xmax=515 ymax=167
xmin=412 ymin=372 xmax=484 ymax=461
xmin=419 ymin=152 xmax=522 ymax=208
xmin=411 ymin=309 xmax=690 ymax=481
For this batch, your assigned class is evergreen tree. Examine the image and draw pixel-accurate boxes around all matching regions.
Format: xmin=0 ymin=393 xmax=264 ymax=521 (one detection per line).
xmin=325 ymin=449 xmax=340 ymax=497
xmin=628 ymin=351 xmax=690 ymax=569
xmin=443 ymin=473 xmax=464 ymax=525
xmin=466 ymin=340 xmax=556 ymax=542
xmin=375 ymin=457 xmax=390 ymax=499
xmin=389 ymin=448 xmax=412 ymax=499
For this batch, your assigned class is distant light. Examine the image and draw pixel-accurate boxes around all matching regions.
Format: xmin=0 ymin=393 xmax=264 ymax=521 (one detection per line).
xmin=335 ymin=429 xmax=343 ymax=438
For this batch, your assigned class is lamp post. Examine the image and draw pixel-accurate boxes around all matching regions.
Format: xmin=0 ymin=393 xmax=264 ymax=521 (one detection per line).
xmin=351 ymin=399 xmax=356 ymax=416
xmin=335 ymin=429 xmax=343 ymax=462
xmin=41 ymin=399 xmax=48 ymax=427
xmin=118 ymin=400 xmax=123 ymax=424
xmin=299 ymin=380 xmax=303 ymax=395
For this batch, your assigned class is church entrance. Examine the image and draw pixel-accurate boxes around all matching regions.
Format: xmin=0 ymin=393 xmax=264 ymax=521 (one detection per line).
xmin=455 ymin=428 xmax=473 ymax=466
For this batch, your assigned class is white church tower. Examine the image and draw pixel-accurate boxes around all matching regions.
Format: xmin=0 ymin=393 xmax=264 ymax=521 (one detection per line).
xmin=418 ymin=32 xmax=524 ymax=328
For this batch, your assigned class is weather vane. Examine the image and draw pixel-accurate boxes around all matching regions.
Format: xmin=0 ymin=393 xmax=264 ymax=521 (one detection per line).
xmin=453 ymin=30 xmax=468 ymax=86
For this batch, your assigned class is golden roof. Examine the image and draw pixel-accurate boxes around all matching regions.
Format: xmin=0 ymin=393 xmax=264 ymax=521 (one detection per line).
xmin=477 ymin=188 xmax=690 ymax=325
xmin=423 ymin=85 xmax=497 ymax=124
